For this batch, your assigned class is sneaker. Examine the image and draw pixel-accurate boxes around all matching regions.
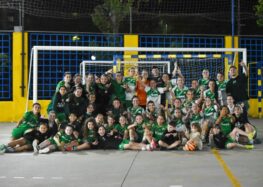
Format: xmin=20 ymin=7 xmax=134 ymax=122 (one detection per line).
xmin=32 ymin=141 xmax=39 ymax=154
xmin=0 ymin=144 xmax=6 ymax=151
xmin=5 ymin=146 xmax=15 ymax=153
xmin=146 ymin=144 xmax=153 ymax=151
xmin=150 ymin=140 xmax=157 ymax=149
xmin=39 ymin=147 xmax=50 ymax=154
xmin=245 ymin=145 xmax=254 ymax=149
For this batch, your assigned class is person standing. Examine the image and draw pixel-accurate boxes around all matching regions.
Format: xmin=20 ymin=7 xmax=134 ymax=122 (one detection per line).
xmin=226 ymin=62 xmax=249 ymax=110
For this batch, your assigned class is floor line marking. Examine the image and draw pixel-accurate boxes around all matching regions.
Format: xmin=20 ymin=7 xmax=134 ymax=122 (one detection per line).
xmin=32 ymin=177 xmax=44 ymax=179
xmin=51 ymin=177 xmax=63 ymax=180
xmin=212 ymin=149 xmax=241 ymax=187
xmin=13 ymin=177 xmax=25 ymax=179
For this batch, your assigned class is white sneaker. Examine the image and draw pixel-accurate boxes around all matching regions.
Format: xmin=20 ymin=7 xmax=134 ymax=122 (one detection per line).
xmin=39 ymin=147 xmax=50 ymax=154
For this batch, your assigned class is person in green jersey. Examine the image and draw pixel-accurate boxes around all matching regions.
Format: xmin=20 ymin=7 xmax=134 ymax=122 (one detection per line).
xmin=111 ymin=71 xmax=126 ymax=106
xmin=38 ymin=124 xmax=77 ymax=153
xmin=145 ymin=101 xmax=158 ymax=124
xmin=12 ymin=103 xmax=41 ymax=140
xmin=104 ymin=114 xmax=116 ymax=136
xmin=198 ymin=69 xmax=210 ymax=89
xmin=47 ymin=85 xmax=68 ymax=123
xmin=214 ymin=106 xmax=254 ymax=150
xmin=95 ymin=113 xmax=105 ymax=127
xmin=55 ymin=71 xmax=73 ymax=93
xmin=216 ymin=72 xmax=228 ymax=106
xmin=145 ymin=79 xmax=164 ymax=109
xmin=191 ymin=79 xmax=201 ymax=100
xmin=113 ymin=115 xmax=129 ymax=139
xmin=84 ymin=73 xmax=96 ymax=96
xmin=123 ymin=67 xmax=137 ymax=108
xmin=128 ymin=114 xmax=151 ymax=143
xmin=146 ymin=115 xmax=167 ymax=149
xmin=107 ymin=98 xmax=127 ymax=122
xmin=182 ymin=89 xmax=196 ymax=115
xmin=203 ymin=79 xmax=219 ymax=105
xmin=171 ymin=77 xmax=188 ymax=102
xmin=127 ymin=96 xmax=145 ymax=123
xmin=183 ymin=103 xmax=203 ymax=128
xmin=201 ymin=97 xmax=218 ymax=142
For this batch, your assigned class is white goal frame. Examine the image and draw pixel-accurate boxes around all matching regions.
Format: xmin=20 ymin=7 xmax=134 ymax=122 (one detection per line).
xmin=29 ymin=46 xmax=247 ymax=106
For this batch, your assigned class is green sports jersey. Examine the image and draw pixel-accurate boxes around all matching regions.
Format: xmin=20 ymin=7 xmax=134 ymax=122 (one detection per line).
xmin=128 ymin=106 xmax=145 ymax=122
xmin=174 ymin=118 xmax=184 ymax=128
xmin=182 ymin=100 xmax=195 ymax=110
xmin=124 ymin=77 xmax=136 ymax=101
xmin=216 ymin=80 xmax=228 ymax=91
xmin=190 ymin=113 xmax=203 ymax=125
xmin=198 ymin=78 xmax=209 ymax=88
xmin=56 ymin=81 xmax=71 ymax=93
xmin=84 ymin=130 xmax=97 ymax=143
xmin=111 ymin=79 xmax=126 ymax=103
xmin=105 ymin=124 xmax=115 ymax=133
xmin=114 ymin=124 xmax=128 ymax=136
xmin=135 ymin=122 xmax=151 ymax=137
xmin=52 ymin=131 xmax=75 ymax=146
xmin=22 ymin=111 xmax=39 ymax=128
xmin=220 ymin=116 xmax=233 ymax=136
xmin=203 ymin=106 xmax=217 ymax=119
xmin=152 ymin=123 xmax=167 ymax=141
xmin=172 ymin=86 xmax=188 ymax=100
xmin=204 ymin=89 xmax=216 ymax=101
xmin=145 ymin=87 xmax=163 ymax=107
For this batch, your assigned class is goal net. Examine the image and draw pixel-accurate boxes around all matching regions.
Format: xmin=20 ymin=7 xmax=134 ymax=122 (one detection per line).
xmin=80 ymin=60 xmax=170 ymax=84
xmin=28 ymin=46 xmax=247 ymax=109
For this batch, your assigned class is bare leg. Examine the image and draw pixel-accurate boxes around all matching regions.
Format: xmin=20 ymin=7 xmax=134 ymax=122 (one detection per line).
xmin=158 ymin=140 xmax=169 ymax=148
xmin=123 ymin=130 xmax=129 ymax=140
xmin=14 ymin=144 xmax=32 ymax=152
xmin=124 ymin=142 xmax=146 ymax=150
xmin=129 ymin=129 xmax=136 ymax=141
xmin=76 ymin=142 xmax=91 ymax=151
xmin=38 ymin=140 xmax=51 ymax=149
xmin=167 ymin=140 xmax=181 ymax=149
xmin=7 ymin=138 xmax=27 ymax=148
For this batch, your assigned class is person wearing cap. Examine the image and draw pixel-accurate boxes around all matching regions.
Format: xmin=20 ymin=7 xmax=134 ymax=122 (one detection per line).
xmin=226 ymin=61 xmax=249 ymax=110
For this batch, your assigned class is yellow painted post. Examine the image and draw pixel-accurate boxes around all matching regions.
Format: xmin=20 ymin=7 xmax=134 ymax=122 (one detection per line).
xmin=124 ymin=35 xmax=138 ymax=76
xmin=224 ymin=36 xmax=239 ymax=80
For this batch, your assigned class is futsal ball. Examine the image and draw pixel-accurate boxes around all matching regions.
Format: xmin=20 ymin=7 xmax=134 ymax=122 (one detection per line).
xmin=72 ymin=35 xmax=80 ymax=41
xmin=91 ymin=55 xmax=96 ymax=61
xmin=184 ymin=141 xmax=196 ymax=151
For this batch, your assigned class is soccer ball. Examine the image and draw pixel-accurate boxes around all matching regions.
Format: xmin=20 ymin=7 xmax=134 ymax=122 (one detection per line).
xmin=91 ymin=55 xmax=96 ymax=61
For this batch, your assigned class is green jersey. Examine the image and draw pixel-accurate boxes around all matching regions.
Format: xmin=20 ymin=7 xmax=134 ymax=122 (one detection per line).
xmin=135 ymin=122 xmax=151 ymax=137
xmin=220 ymin=116 xmax=233 ymax=136
xmin=124 ymin=76 xmax=136 ymax=100
xmin=174 ymin=118 xmax=184 ymax=129
xmin=84 ymin=130 xmax=97 ymax=143
xmin=204 ymin=89 xmax=216 ymax=101
xmin=190 ymin=113 xmax=203 ymax=125
xmin=105 ymin=124 xmax=115 ymax=133
xmin=216 ymin=80 xmax=228 ymax=91
xmin=203 ymin=106 xmax=218 ymax=120
xmin=114 ymin=124 xmax=128 ymax=136
xmin=145 ymin=87 xmax=164 ymax=107
xmin=56 ymin=80 xmax=71 ymax=93
xmin=172 ymin=86 xmax=188 ymax=100
xmin=151 ymin=123 xmax=167 ymax=141
xmin=128 ymin=106 xmax=145 ymax=122
xmin=22 ymin=111 xmax=40 ymax=128
xmin=198 ymin=78 xmax=209 ymax=88
xmin=52 ymin=131 xmax=75 ymax=146
xmin=111 ymin=79 xmax=126 ymax=104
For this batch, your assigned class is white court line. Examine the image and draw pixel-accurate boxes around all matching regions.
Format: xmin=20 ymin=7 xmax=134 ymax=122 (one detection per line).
xmin=170 ymin=185 xmax=183 ymax=187
xmin=13 ymin=177 xmax=24 ymax=179
xmin=32 ymin=177 xmax=44 ymax=179
xmin=0 ymin=176 xmax=7 ymax=179
xmin=51 ymin=177 xmax=63 ymax=180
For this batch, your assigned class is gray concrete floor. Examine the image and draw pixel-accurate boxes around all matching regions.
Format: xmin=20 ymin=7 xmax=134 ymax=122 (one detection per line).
xmin=0 ymin=119 xmax=262 ymax=187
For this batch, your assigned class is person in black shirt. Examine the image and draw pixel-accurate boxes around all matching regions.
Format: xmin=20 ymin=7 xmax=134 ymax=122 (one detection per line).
xmin=226 ymin=62 xmax=249 ymax=109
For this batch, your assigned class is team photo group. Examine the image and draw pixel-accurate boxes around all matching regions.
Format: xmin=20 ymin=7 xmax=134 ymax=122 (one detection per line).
xmin=0 ymin=61 xmax=258 ymax=154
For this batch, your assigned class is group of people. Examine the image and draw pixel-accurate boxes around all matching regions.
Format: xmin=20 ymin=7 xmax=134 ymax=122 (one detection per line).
xmin=0 ymin=61 xmax=258 ymax=154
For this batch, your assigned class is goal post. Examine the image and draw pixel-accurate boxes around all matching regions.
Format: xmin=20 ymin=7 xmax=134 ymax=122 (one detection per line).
xmin=30 ymin=46 xmax=247 ymax=106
